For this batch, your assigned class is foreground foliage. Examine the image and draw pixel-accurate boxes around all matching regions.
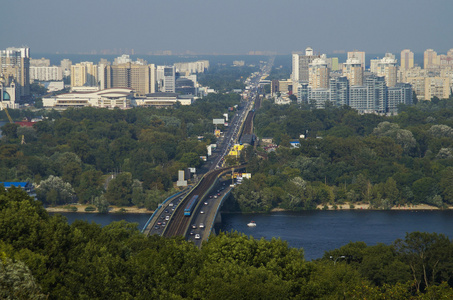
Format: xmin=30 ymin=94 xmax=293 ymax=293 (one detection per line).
xmin=1 ymin=187 xmax=453 ymax=299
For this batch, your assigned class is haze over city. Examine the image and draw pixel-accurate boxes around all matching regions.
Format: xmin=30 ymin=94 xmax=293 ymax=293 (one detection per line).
xmin=2 ymin=0 xmax=452 ymax=54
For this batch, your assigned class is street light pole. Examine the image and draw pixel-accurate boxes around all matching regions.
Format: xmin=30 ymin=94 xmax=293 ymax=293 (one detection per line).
xmin=330 ymin=255 xmax=346 ymax=265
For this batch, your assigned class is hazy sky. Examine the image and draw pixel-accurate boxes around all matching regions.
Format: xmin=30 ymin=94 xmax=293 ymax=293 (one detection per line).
xmin=2 ymin=0 xmax=452 ymax=55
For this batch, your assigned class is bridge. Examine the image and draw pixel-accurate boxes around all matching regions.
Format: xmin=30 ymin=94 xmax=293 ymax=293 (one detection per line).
xmin=142 ymin=57 xmax=272 ymax=245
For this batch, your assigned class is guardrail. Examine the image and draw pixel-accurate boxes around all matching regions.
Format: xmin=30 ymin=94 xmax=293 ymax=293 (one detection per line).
xmin=206 ymin=187 xmax=233 ymax=241
xmin=141 ymin=190 xmax=184 ymax=233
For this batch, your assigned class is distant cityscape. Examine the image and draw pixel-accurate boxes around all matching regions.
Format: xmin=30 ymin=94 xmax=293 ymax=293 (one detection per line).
xmin=271 ymin=47 xmax=453 ymax=115
xmin=1 ymin=46 xmax=453 ymax=115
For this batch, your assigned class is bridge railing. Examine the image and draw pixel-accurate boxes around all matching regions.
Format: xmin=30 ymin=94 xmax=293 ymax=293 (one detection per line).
xmin=141 ymin=190 xmax=185 ymax=233
xmin=206 ymin=187 xmax=233 ymax=241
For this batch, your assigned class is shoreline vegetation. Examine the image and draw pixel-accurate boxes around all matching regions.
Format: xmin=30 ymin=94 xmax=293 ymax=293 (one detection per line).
xmin=45 ymin=202 xmax=452 ymax=214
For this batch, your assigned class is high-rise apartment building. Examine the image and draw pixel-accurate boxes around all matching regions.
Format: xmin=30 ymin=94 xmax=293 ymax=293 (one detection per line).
xmin=387 ymin=83 xmax=412 ymax=114
xmin=291 ymin=47 xmax=320 ymax=82
xmin=371 ymin=53 xmax=398 ymax=87
xmin=400 ymin=49 xmax=414 ymax=71
xmin=30 ymin=58 xmax=50 ymax=67
xmin=61 ymin=59 xmax=72 ymax=78
xmin=330 ymin=76 xmax=349 ymax=106
xmin=424 ymin=49 xmax=439 ymax=69
xmin=308 ymin=57 xmax=329 ymax=89
xmin=71 ymin=62 xmax=98 ymax=87
xmin=30 ymin=66 xmax=63 ymax=82
xmin=424 ymin=77 xmax=450 ymax=100
xmin=366 ymin=75 xmax=387 ymax=114
xmin=347 ymin=50 xmax=365 ymax=69
xmin=0 ymin=47 xmax=30 ymax=98
xmin=343 ymin=58 xmax=363 ymax=86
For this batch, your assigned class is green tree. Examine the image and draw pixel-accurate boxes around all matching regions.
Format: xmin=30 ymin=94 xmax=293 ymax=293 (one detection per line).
xmin=105 ymin=172 xmax=133 ymax=206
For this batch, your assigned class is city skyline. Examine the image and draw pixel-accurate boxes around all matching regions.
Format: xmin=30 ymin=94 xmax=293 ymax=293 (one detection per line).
xmin=2 ymin=0 xmax=452 ymax=55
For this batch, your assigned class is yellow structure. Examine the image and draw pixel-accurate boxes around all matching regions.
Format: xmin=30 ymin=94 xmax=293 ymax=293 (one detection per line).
xmin=228 ymin=144 xmax=245 ymax=156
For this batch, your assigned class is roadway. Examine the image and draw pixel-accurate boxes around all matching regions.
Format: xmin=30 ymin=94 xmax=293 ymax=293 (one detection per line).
xmin=144 ymin=57 xmax=274 ymax=242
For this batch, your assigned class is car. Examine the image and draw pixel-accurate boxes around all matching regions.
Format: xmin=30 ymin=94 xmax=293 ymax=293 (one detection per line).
xmin=209 ymin=195 xmax=213 ymax=198
xmin=217 ymin=193 xmax=221 ymax=196
xmin=165 ymin=216 xmax=170 ymax=221
xmin=192 ymin=224 xmax=197 ymax=229
xmin=200 ymin=210 xmax=204 ymax=214
xmin=157 ymin=222 xmax=162 ymax=225
xmin=169 ymin=203 xmax=174 ymax=207
xmin=214 ymin=195 xmax=218 ymax=199
xmin=190 ymin=231 xmax=195 ymax=235
xmin=154 ymin=226 xmax=160 ymax=230
xmin=204 ymin=202 xmax=208 ymax=205
xmin=164 ymin=210 xmax=169 ymax=213
xmin=199 ymin=223 xmax=205 ymax=228
xmin=195 ymin=234 xmax=201 ymax=240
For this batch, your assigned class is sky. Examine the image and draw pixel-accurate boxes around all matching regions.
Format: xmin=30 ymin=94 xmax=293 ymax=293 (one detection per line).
xmin=1 ymin=0 xmax=452 ymax=55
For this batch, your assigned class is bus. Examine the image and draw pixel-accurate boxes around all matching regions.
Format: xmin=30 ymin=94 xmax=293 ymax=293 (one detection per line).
xmin=184 ymin=195 xmax=199 ymax=216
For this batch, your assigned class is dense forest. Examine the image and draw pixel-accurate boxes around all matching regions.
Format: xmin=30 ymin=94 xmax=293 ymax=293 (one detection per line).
xmin=1 ymin=188 xmax=453 ymax=299
xmin=228 ymin=98 xmax=453 ymax=212
xmin=0 ymin=93 xmax=241 ymax=210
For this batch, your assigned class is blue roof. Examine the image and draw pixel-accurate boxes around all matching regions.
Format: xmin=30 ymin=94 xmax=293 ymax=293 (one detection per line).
xmin=0 ymin=182 xmax=28 ymax=188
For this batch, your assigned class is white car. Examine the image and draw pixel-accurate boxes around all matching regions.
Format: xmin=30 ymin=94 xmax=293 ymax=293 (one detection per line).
xmin=199 ymin=223 xmax=205 ymax=228
xmin=195 ymin=234 xmax=201 ymax=240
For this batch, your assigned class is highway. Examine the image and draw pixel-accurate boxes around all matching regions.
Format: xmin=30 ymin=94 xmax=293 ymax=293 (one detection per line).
xmin=144 ymin=57 xmax=274 ymax=242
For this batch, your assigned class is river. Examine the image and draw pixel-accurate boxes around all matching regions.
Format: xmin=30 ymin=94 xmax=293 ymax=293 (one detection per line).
xmin=53 ymin=210 xmax=453 ymax=261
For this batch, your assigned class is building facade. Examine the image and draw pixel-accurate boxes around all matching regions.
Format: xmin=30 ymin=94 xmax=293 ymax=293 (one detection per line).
xmin=71 ymin=62 xmax=98 ymax=87
xmin=0 ymin=47 xmax=30 ymax=99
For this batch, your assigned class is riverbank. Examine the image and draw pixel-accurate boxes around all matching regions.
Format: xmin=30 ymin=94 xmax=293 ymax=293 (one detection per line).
xmin=46 ymin=204 xmax=153 ymax=214
xmin=313 ymin=203 xmax=452 ymax=211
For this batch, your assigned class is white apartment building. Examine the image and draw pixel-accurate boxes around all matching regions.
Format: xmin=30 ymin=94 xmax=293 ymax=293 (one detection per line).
xmin=30 ymin=66 xmax=63 ymax=82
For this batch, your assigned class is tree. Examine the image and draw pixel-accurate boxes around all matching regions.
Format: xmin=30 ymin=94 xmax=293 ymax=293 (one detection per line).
xmin=0 ymin=254 xmax=46 ymax=300
xmin=36 ymin=175 xmax=76 ymax=205
xmin=1 ymin=123 xmax=19 ymax=139
xmin=105 ymin=172 xmax=133 ymax=206
xmin=94 ymin=195 xmax=109 ymax=213
xmin=394 ymin=232 xmax=453 ymax=293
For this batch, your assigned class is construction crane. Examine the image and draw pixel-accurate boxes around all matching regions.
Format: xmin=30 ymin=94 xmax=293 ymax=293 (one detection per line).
xmin=0 ymin=101 xmax=13 ymax=124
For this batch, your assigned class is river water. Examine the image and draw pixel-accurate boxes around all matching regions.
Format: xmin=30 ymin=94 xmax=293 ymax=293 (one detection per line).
xmin=53 ymin=210 xmax=453 ymax=261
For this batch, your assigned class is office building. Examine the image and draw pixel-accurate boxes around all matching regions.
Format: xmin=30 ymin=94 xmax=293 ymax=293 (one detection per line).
xmin=156 ymin=66 xmax=176 ymax=93
xmin=343 ymin=58 xmax=363 ymax=86
xmin=309 ymin=57 xmax=329 ymax=89
xmin=400 ymin=49 xmax=414 ymax=71
xmin=175 ymin=77 xmax=196 ymax=95
xmin=0 ymin=47 xmax=30 ymax=98
xmin=347 ymin=50 xmax=365 ymax=69
xmin=71 ymin=62 xmax=98 ymax=87
xmin=106 ymin=63 xmax=156 ymax=95
xmin=278 ymin=79 xmax=292 ymax=95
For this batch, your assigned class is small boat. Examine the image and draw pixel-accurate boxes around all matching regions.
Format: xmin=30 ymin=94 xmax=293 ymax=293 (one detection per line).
xmin=247 ymin=221 xmax=257 ymax=227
